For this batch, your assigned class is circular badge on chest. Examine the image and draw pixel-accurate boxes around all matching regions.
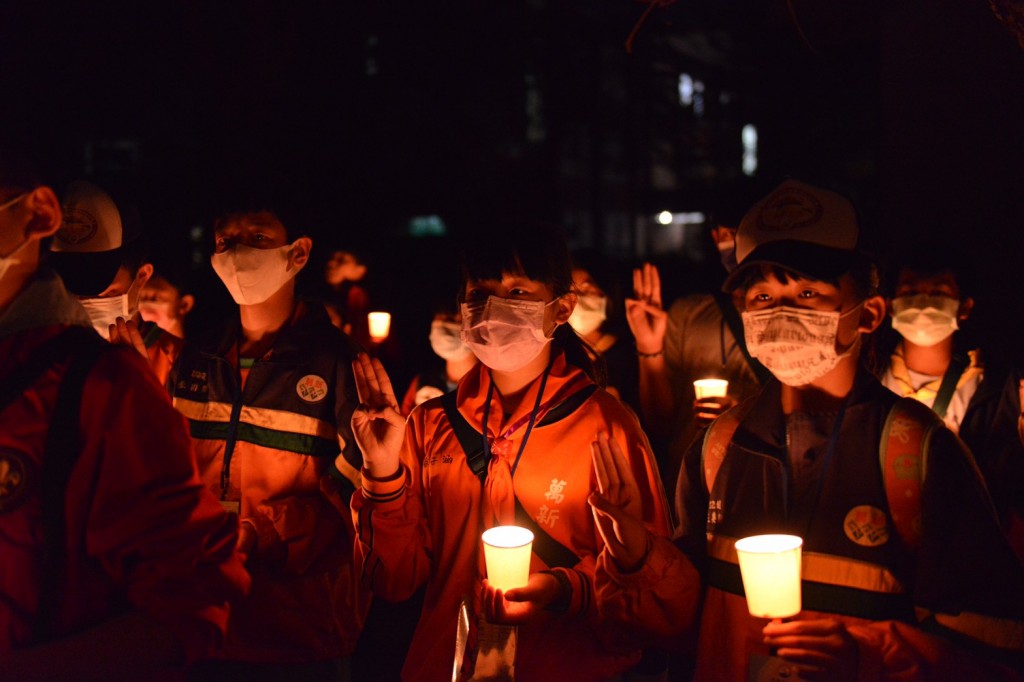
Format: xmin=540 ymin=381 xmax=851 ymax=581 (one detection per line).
xmin=0 ymin=449 xmax=35 ymax=513
xmin=843 ymin=505 xmax=890 ymax=547
xmin=296 ymin=374 xmax=329 ymax=403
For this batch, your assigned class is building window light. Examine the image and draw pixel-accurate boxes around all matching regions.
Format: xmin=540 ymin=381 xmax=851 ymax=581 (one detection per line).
xmin=678 ymin=74 xmax=694 ymax=107
xmin=742 ymin=124 xmax=758 ymax=176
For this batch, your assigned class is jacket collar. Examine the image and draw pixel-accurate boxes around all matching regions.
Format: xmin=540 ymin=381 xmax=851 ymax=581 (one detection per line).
xmin=204 ymin=299 xmax=332 ymax=362
xmin=733 ymin=367 xmax=891 ymax=457
xmin=455 ymin=351 xmax=594 ymax=439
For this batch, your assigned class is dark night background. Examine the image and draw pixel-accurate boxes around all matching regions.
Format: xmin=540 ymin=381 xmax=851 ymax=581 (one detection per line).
xmin=2 ymin=0 xmax=1023 ymax=390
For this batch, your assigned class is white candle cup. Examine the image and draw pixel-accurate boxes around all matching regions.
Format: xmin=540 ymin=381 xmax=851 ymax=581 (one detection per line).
xmin=734 ymin=534 xmax=803 ymax=619
xmin=368 ymin=311 xmax=391 ymax=341
xmin=481 ymin=525 xmax=534 ymax=593
xmin=694 ymin=378 xmax=729 ymax=400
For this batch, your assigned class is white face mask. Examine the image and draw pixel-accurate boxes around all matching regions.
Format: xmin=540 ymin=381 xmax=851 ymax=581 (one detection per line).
xmin=460 ymin=296 xmax=555 ymax=373
xmin=891 ymin=295 xmax=959 ymax=347
xmin=79 ymin=294 xmax=131 ymax=340
xmin=568 ymin=294 xmax=607 ymax=336
xmin=0 ymin=193 xmax=30 ymax=283
xmin=429 ymin=320 xmax=475 ymax=361
xmin=743 ymin=304 xmax=861 ymax=386
xmin=211 ymin=243 xmax=300 ymax=305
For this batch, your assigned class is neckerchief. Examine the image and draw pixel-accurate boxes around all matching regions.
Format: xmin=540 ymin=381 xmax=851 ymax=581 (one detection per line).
xmin=888 ymin=345 xmax=982 ymax=410
xmin=479 ymin=358 xmax=592 ymax=527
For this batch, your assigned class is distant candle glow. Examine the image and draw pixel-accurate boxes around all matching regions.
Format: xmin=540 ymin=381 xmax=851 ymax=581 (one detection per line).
xmin=694 ymin=379 xmax=729 ymax=399
xmin=368 ymin=311 xmax=391 ymax=341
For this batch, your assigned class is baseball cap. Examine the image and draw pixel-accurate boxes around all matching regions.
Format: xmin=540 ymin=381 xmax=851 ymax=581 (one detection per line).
xmin=722 ymin=179 xmax=860 ymax=291
xmin=49 ymin=180 xmax=140 ymax=296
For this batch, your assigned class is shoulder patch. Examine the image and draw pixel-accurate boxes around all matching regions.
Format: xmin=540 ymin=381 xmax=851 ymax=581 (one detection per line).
xmin=844 ymin=505 xmax=890 ymax=547
xmin=0 ymin=450 xmax=35 ymax=513
xmin=296 ymin=374 xmax=329 ymax=403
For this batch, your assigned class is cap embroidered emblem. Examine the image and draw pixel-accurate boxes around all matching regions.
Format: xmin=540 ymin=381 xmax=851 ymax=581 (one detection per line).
xmin=296 ymin=374 xmax=328 ymax=403
xmin=56 ymin=207 xmax=99 ymax=246
xmin=843 ymin=505 xmax=890 ymax=547
xmin=757 ymin=186 xmax=824 ymax=232
xmin=0 ymin=450 xmax=33 ymax=513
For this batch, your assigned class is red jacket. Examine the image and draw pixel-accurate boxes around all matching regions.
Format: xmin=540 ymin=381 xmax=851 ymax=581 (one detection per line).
xmin=0 ymin=271 xmax=250 ymax=667
xmin=353 ymin=353 xmax=673 ymax=681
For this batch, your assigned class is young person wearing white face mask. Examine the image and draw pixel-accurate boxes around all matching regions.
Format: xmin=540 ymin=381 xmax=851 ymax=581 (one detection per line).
xmin=879 ymin=244 xmax=984 ymax=435
xmin=569 ymin=248 xmax=640 ymax=413
xmin=347 ymin=221 xmax=674 ymax=681
xmin=583 ymin=180 xmax=1024 ymax=681
xmin=167 ymin=207 xmax=367 ymax=681
xmin=399 ymin=303 xmax=479 ymax=416
xmin=47 ymin=180 xmax=188 ymax=385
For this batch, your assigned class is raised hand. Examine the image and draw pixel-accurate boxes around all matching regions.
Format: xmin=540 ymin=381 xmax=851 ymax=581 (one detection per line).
xmin=588 ymin=433 xmax=651 ymax=572
xmin=108 ymin=316 xmax=148 ymax=359
xmin=624 ymin=262 xmax=667 ymax=355
xmin=349 ymin=353 xmax=406 ymax=479
xmin=762 ymin=618 xmax=858 ymax=682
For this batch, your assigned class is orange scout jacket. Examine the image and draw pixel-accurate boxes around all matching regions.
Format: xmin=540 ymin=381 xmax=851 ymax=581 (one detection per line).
xmin=353 ymin=353 xmax=673 ymax=681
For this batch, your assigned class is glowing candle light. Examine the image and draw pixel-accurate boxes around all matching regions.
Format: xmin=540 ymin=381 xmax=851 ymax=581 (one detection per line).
xmin=693 ymin=378 xmax=729 ymax=400
xmin=481 ymin=526 xmax=534 ymax=592
xmin=734 ymin=534 xmax=803 ymax=619
xmin=368 ymin=311 xmax=391 ymax=342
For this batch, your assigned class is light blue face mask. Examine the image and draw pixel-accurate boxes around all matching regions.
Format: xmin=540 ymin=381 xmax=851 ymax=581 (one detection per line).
xmin=0 ymin=192 xmax=28 ymax=213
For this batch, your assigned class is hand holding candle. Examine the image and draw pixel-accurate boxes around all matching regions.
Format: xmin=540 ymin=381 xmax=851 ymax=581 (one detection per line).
xmin=693 ymin=378 xmax=736 ymax=426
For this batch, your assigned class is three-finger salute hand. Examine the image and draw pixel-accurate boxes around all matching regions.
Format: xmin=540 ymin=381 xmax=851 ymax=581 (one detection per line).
xmin=350 ymin=353 xmax=406 ymax=478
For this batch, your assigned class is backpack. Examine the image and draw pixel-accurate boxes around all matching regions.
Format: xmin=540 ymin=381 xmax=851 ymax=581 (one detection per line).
xmin=700 ymin=396 xmax=939 ymax=550
xmin=0 ymin=326 xmax=107 ymax=642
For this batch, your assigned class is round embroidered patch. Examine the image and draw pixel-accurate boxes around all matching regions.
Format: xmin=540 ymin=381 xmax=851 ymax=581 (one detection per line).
xmin=296 ymin=374 xmax=329 ymax=403
xmin=0 ymin=450 xmax=34 ymax=513
xmin=56 ymin=207 xmax=99 ymax=246
xmin=757 ymin=186 xmax=823 ymax=232
xmin=843 ymin=505 xmax=890 ymax=547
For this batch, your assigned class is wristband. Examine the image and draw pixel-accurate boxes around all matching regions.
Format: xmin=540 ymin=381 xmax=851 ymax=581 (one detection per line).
xmin=636 ymin=348 xmax=664 ymax=358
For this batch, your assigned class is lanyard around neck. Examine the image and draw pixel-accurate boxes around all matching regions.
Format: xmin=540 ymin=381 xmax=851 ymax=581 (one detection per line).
xmin=481 ymin=358 xmax=553 ymax=476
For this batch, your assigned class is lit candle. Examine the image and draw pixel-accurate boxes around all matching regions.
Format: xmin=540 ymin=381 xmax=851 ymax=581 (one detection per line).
xmin=368 ymin=311 xmax=391 ymax=342
xmin=694 ymin=378 xmax=729 ymax=400
xmin=481 ymin=525 xmax=534 ymax=592
xmin=734 ymin=534 xmax=803 ymax=619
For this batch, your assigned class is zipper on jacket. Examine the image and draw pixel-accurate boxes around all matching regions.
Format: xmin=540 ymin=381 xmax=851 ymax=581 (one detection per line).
xmin=220 ymin=365 xmax=245 ymax=500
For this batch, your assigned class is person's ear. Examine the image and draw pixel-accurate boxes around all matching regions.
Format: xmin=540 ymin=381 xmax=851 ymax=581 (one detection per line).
xmin=554 ymin=292 xmax=577 ymax=325
xmin=23 ymin=186 xmax=63 ymax=240
xmin=289 ymin=237 xmax=312 ymax=268
xmin=857 ymin=295 xmax=888 ymax=334
xmin=958 ymin=297 xmax=974 ymax=322
xmin=134 ymin=263 xmax=154 ymax=290
xmin=178 ymin=294 xmax=195 ymax=316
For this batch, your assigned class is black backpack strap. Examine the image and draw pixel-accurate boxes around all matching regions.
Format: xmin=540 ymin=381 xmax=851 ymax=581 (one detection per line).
xmin=439 ymin=391 xmax=581 ymax=569
xmin=931 ymin=352 xmax=970 ymax=419
xmin=0 ymin=328 xmax=91 ymax=415
xmin=513 ymin=497 xmax=579 ymax=569
xmin=440 ymin=390 xmax=489 ymax=482
xmin=713 ymin=292 xmax=772 ymax=386
xmin=32 ymin=330 xmax=108 ymax=643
